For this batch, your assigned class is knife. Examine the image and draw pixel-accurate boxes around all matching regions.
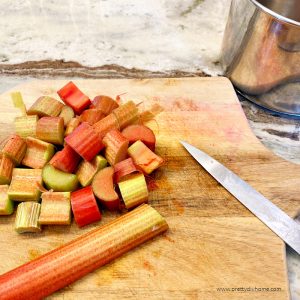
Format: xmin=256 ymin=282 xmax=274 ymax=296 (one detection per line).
xmin=180 ymin=141 xmax=300 ymax=255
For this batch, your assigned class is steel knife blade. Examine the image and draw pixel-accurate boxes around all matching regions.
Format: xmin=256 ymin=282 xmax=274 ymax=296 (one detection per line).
xmin=180 ymin=140 xmax=300 ymax=255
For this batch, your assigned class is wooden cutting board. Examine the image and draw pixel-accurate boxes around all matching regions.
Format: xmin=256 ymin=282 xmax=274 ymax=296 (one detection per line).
xmin=0 ymin=77 xmax=299 ymax=300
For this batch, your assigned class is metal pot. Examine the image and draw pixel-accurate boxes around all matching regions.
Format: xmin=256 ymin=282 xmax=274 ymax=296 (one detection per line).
xmin=221 ymin=0 xmax=300 ymax=117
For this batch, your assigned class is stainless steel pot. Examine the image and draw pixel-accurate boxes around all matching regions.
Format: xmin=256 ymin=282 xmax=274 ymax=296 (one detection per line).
xmin=221 ymin=0 xmax=300 ymax=117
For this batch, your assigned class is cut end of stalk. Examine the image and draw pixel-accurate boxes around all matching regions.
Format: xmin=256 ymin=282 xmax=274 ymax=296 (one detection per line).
xmin=118 ymin=173 xmax=148 ymax=210
xmin=15 ymin=201 xmax=41 ymax=233
xmin=22 ymin=137 xmax=55 ymax=169
xmin=80 ymin=109 xmax=105 ymax=125
xmin=0 ymin=155 xmax=14 ymax=185
xmin=0 ymin=185 xmax=14 ymax=215
xmin=1 ymin=134 xmax=27 ymax=165
xmin=103 ymin=129 xmax=129 ymax=166
xmin=36 ymin=117 xmax=65 ymax=145
xmin=59 ymin=105 xmax=75 ymax=127
xmin=39 ymin=192 xmax=71 ymax=225
xmin=8 ymin=168 xmax=42 ymax=202
xmin=28 ymin=96 xmax=64 ymax=117
xmin=14 ymin=115 xmax=38 ymax=138
xmin=92 ymin=167 xmax=120 ymax=211
xmin=42 ymin=164 xmax=79 ymax=192
xmin=128 ymin=141 xmax=163 ymax=174
xmin=77 ymin=155 xmax=107 ymax=187
xmin=91 ymin=95 xmax=119 ymax=115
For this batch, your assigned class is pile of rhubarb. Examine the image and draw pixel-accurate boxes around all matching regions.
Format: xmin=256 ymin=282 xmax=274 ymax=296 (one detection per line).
xmin=0 ymin=82 xmax=163 ymax=232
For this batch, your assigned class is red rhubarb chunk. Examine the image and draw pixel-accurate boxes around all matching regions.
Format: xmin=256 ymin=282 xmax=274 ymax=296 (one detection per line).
xmin=90 ymin=95 xmax=119 ymax=115
xmin=50 ymin=145 xmax=81 ymax=173
xmin=113 ymin=158 xmax=139 ymax=183
xmin=65 ymin=122 xmax=104 ymax=161
xmin=122 ymin=124 xmax=156 ymax=151
xmin=71 ymin=186 xmax=101 ymax=227
xmin=92 ymin=167 xmax=120 ymax=211
xmin=57 ymin=81 xmax=91 ymax=115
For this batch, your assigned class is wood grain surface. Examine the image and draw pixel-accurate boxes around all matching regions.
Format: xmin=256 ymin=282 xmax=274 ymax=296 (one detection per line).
xmin=0 ymin=77 xmax=299 ymax=300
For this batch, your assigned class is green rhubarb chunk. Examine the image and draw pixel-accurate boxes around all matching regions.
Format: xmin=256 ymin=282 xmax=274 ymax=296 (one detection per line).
xmin=42 ymin=164 xmax=79 ymax=192
xmin=15 ymin=202 xmax=41 ymax=233
xmin=0 ymin=185 xmax=14 ymax=215
xmin=8 ymin=168 xmax=42 ymax=202
xmin=77 ymin=155 xmax=107 ymax=187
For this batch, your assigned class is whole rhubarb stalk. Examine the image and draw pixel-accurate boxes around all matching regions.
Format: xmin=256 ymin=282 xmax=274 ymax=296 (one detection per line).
xmin=0 ymin=204 xmax=168 ymax=300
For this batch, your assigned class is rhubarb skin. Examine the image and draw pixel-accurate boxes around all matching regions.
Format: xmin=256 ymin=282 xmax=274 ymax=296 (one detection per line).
xmin=112 ymin=101 xmax=139 ymax=129
xmin=65 ymin=122 xmax=104 ymax=161
xmin=39 ymin=192 xmax=71 ymax=225
xmin=76 ymin=155 xmax=107 ymax=187
xmin=103 ymin=129 xmax=129 ymax=166
xmin=49 ymin=145 xmax=81 ymax=173
xmin=27 ymin=96 xmax=64 ymax=117
xmin=8 ymin=168 xmax=42 ymax=202
xmin=91 ymin=95 xmax=119 ymax=115
xmin=36 ymin=117 xmax=65 ymax=145
xmin=65 ymin=117 xmax=81 ymax=137
xmin=42 ymin=164 xmax=79 ymax=192
xmin=80 ymin=109 xmax=105 ymax=125
xmin=1 ymin=134 xmax=27 ymax=165
xmin=22 ymin=137 xmax=55 ymax=169
xmin=57 ymin=81 xmax=91 ymax=115
xmin=14 ymin=115 xmax=38 ymax=138
xmin=92 ymin=167 xmax=120 ymax=211
xmin=0 ymin=204 xmax=168 ymax=300
xmin=0 ymin=155 xmax=14 ymax=185
xmin=114 ymin=157 xmax=139 ymax=183
xmin=92 ymin=113 xmax=120 ymax=138
xmin=122 ymin=124 xmax=156 ymax=151
xmin=59 ymin=105 xmax=75 ymax=127
xmin=118 ymin=173 xmax=148 ymax=209
xmin=128 ymin=140 xmax=163 ymax=174
xmin=0 ymin=185 xmax=14 ymax=215
xmin=71 ymin=186 xmax=101 ymax=227
xmin=15 ymin=202 xmax=41 ymax=233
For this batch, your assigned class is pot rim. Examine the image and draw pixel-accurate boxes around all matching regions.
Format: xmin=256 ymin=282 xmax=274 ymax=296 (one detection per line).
xmin=250 ymin=0 xmax=300 ymax=26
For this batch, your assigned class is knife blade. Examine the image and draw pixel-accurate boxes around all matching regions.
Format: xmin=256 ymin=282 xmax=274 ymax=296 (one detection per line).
xmin=180 ymin=140 xmax=300 ymax=255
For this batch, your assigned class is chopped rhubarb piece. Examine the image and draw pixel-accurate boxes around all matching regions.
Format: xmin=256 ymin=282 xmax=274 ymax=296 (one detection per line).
xmin=42 ymin=164 xmax=79 ymax=192
xmin=0 ymin=205 xmax=168 ymax=299
xmin=57 ymin=81 xmax=91 ymax=115
xmin=118 ymin=173 xmax=148 ymax=209
xmin=0 ymin=185 xmax=14 ymax=215
xmin=27 ymin=96 xmax=64 ymax=117
xmin=1 ymin=134 xmax=27 ymax=165
xmin=92 ymin=113 xmax=120 ymax=138
xmin=39 ymin=192 xmax=71 ymax=225
xmin=128 ymin=141 xmax=163 ymax=174
xmin=71 ymin=186 xmax=101 ymax=227
xmin=8 ymin=168 xmax=42 ymax=202
xmin=103 ymin=129 xmax=129 ymax=166
xmin=76 ymin=155 xmax=107 ymax=187
xmin=91 ymin=95 xmax=119 ymax=115
xmin=65 ymin=117 xmax=81 ymax=137
xmin=65 ymin=122 xmax=104 ymax=161
xmin=36 ymin=116 xmax=64 ymax=145
xmin=0 ymin=155 xmax=14 ymax=185
xmin=122 ymin=124 xmax=156 ymax=151
xmin=59 ymin=105 xmax=75 ymax=127
xmin=92 ymin=167 xmax=119 ymax=210
xmin=79 ymin=109 xmax=105 ymax=125
xmin=112 ymin=101 xmax=139 ymax=129
xmin=22 ymin=137 xmax=55 ymax=169
xmin=114 ymin=158 xmax=139 ymax=182
xmin=11 ymin=92 xmax=27 ymax=116
xmin=15 ymin=202 xmax=41 ymax=233
xmin=50 ymin=145 xmax=81 ymax=173
xmin=14 ymin=115 xmax=38 ymax=138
